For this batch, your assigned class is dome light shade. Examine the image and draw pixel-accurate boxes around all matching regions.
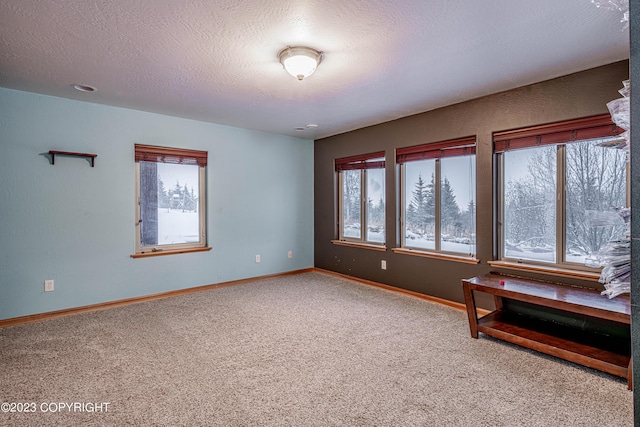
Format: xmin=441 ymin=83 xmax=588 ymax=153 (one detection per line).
xmin=278 ymin=46 xmax=323 ymax=81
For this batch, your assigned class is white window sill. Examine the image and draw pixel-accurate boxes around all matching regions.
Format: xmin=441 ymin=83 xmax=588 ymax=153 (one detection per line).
xmin=392 ymin=248 xmax=479 ymax=264
xmin=331 ymin=240 xmax=387 ymax=252
xmin=131 ymin=247 xmax=212 ymax=258
xmin=487 ymin=260 xmax=601 ymax=281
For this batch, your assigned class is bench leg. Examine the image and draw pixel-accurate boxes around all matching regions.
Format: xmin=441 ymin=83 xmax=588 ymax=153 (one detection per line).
xmin=494 ymin=295 xmax=503 ymax=311
xmin=462 ymin=282 xmax=479 ymax=338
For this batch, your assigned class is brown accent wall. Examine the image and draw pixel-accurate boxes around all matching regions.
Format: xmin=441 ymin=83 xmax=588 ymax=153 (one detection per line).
xmin=314 ymin=60 xmax=629 ymax=309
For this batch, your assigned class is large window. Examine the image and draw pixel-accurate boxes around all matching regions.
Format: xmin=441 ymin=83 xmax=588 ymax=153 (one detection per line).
xmin=398 ymin=137 xmax=476 ymax=256
xmin=134 ymin=145 xmax=207 ymax=255
xmin=336 ymin=152 xmax=386 ymax=245
xmin=495 ymin=114 xmax=627 ymax=267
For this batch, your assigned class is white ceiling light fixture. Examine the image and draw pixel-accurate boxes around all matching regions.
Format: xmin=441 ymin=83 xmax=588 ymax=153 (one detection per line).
xmin=278 ymin=46 xmax=323 ymax=81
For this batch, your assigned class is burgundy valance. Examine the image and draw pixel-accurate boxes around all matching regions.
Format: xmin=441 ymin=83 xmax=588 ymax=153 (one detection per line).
xmin=493 ymin=114 xmax=623 ymax=153
xmin=135 ymin=144 xmax=208 ymax=167
xmin=396 ymin=136 xmax=476 ymax=164
xmin=335 ymin=151 xmax=385 ymax=171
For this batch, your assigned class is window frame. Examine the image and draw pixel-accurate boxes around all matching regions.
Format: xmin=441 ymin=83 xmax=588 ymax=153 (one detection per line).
xmin=335 ymin=151 xmax=386 ymax=246
xmin=397 ymin=136 xmax=477 ymax=257
xmin=494 ymin=114 xmax=626 ymax=270
xmin=134 ymin=144 xmax=208 ymax=256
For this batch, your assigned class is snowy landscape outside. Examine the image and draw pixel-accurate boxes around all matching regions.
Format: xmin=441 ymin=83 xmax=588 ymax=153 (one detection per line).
xmin=502 ymin=139 xmax=627 ymax=264
xmin=341 ymin=166 xmax=385 ymax=243
xmin=341 ymin=136 xmax=626 ymax=264
xmin=140 ymin=162 xmax=201 ymax=246
xmin=403 ymin=155 xmax=476 ymax=255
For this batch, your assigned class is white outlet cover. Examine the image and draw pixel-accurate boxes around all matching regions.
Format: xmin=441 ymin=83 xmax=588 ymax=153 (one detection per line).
xmin=44 ymin=279 xmax=54 ymax=292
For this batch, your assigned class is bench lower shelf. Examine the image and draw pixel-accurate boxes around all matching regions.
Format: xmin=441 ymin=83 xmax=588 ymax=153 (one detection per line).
xmin=478 ymin=309 xmax=630 ymax=379
xmin=462 ymin=273 xmax=632 ymax=389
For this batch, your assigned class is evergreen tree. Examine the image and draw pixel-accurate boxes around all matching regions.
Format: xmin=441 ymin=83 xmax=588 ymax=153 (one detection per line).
xmin=190 ymin=187 xmax=197 ymax=212
xmin=424 ymin=174 xmax=436 ymax=233
xmin=441 ymin=177 xmax=461 ymax=235
xmin=157 ymin=176 xmax=169 ymax=209
xmin=406 ymin=203 xmax=417 ymax=232
xmin=460 ymin=200 xmax=476 ymax=239
xmin=182 ymin=183 xmax=191 ymax=211
xmin=171 ymin=180 xmax=182 ymax=209
xmin=409 ymin=173 xmax=433 ymax=235
xmin=410 ymin=173 xmax=427 ymax=211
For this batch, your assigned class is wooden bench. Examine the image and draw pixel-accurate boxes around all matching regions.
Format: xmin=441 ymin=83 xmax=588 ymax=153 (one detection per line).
xmin=462 ymin=273 xmax=631 ymax=389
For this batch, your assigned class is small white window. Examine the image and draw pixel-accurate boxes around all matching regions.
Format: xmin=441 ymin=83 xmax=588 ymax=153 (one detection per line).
xmin=336 ymin=152 xmax=386 ymax=245
xmin=134 ymin=145 xmax=207 ymax=255
xmin=495 ymin=114 xmax=627 ymax=268
xmin=398 ymin=137 xmax=476 ymax=256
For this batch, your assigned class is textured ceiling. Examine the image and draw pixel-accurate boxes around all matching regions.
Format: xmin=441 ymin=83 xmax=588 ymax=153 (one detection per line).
xmin=0 ymin=0 xmax=630 ymax=139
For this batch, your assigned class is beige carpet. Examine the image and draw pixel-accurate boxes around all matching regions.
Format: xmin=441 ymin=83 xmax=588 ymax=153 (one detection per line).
xmin=0 ymin=271 xmax=633 ymax=426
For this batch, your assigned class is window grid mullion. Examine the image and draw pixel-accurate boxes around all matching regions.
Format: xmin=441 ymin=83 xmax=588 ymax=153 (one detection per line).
xmin=557 ymin=145 xmax=566 ymax=265
xmin=435 ymin=159 xmax=441 ymax=251
xmin=496 ymin=153 xmax=505 ymax=260
xmin=134 ymin=163 xmax=142 ymax=254
xmin=199 ymin=167 xmax=207 ymax=242
xmin=338 ymin=172 xmax=346 ymax=239
xmin=361 ymin=170 xmax=367 ymax=241
xmin=400 ymin=164 xmax=407 ymax=248
xmin=626 ymin=161 xmax=631 ymax=208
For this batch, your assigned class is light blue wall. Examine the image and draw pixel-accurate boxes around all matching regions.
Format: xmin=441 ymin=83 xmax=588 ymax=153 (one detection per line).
xmin=0 ymin=88 xmax=314 ymax=320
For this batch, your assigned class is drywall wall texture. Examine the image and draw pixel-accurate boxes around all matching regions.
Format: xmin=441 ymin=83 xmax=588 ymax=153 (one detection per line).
xmin=0 ymin=88 xmax=314 ymax=320
xmin=314 ymin=60 xmax=630 ymax=307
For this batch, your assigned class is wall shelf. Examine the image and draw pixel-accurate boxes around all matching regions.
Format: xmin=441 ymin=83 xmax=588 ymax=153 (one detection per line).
xmin=49 ymin=150 xmax=97 ymax=167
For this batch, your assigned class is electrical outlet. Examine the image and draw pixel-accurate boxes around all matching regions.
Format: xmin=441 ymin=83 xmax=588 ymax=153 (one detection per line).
xmin=288 ymin=251 xmax=293 ymax=259
xmin=44 ymin=279 xmax=54 ymax=292
xmin=255 ymin=254 xmax=261 ymax=263
xmin=381 ymin=260 xmax=387 ymax=270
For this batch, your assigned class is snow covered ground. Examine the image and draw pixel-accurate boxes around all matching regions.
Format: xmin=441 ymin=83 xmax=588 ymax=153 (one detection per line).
xmin=404 ymin=234 xmax=475 ymax=255
xmin=157 ymin=208 xmax=200 ymax=245
xmin=153 ymin=209 xmax=586 ymax=263
xmin=344 ymin=225 xmax=475 ymax=254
